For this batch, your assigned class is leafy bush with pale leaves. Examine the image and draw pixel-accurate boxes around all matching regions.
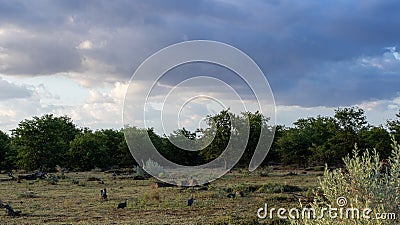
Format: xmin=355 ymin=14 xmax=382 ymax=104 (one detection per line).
xmin=294 ymin=140 xmax=400 ymax=225
xmin=144 ymin=159 xmax=168 ymax=178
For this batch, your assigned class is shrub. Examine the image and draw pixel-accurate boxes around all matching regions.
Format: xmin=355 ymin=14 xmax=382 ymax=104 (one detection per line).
xmin=144 ymin=159 xmax=168 ymax=177
xmin=222 ymin=184 xmax=262 ymax=194
xmin=46 ymin=174 xmax=58 ymax=185
xmin=294 ymin=140 xmax=400 ymax=224
xmin=257 ymin=166 xmax=274 ymax=177
xmin=132 ymin=165 xmax=145 ymax=177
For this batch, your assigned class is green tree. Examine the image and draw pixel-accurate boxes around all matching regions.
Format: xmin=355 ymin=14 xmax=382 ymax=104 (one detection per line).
xmin=68 ymin=130 xmax=109 ymax=171
xmin=387 ymin=110 xmax=400 ymax=142
xmin=359 ymin=126 xmax=392 ymax=159
xmin=96 ymin=129 xmax=134 ymax=167
xmin=162 ymin=128 xmax=204 ymax=166
xmin=266 ymin=125 xmax=285 ymax=165
xmin=330 ymin=107 xmax=368 ymax=160
xmin=0 ymin=130 xmax=17 ymax=170
xmin=306 ymin=116 xmax=339 ymax=164
xmin=122 ymin=126 xmax=163 ymax=168
xmin=11 ymin=114 xmax=79 ymax=171
xmin=277 ymin=116 xmax=339 ymax=167
xmin=277 ymin=127 xmax=306 ymax=166
xmin=200 ymin=109 xmax=232 ymax=163
xmin=237 ymin=111 xmax=272 ymax=167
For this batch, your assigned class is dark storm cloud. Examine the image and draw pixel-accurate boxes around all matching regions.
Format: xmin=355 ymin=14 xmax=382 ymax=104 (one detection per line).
xmin=0 ymin=0 xmax=399 ymax=106
xmin=1 ymin=34 xmax=83 ymax=75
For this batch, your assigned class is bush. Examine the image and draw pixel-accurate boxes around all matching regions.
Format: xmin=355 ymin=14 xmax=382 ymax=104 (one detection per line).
xmin=257 ymin=166 xmax=274 ymax=177
xmin=294 ymin=140 xmax=400 ymax=224
xmin=144 ymin=159 xmax=168 ymax=178
xmin=132 ymin=165 xmax=148 ymax=179
xmin=46 ymin=174 xmax=59 ymax=185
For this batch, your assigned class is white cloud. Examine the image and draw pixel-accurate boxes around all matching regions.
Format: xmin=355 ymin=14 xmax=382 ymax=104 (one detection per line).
xmin=77 ymin=40 xmax=93 ymax=50
xmin=76 ymin=39 xmax=107 ymax=50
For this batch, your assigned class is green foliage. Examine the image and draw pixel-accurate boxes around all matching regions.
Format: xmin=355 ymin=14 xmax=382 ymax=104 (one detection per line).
xmin=10 ymin=116 xmax=132 ymax=171
xmin=132 ymin=165 xmax=145 ymax=177
xmin=387 ymin=110 xmax=400 ymax=143
xmin=97 ymin=129 xmax=134 ymax=167
xmin=330 ymin=106 xmax=369 ymax=160
xmin=46 ymin=174 xmax=59 ymax=185
xmin=144 ymin=158 xmax=167 ymax=177
xmin=277 ymin=107 xmax=379 ymax=167
xmin=162 ymin=128 xmax=204 ymax=166
xmin=11 ymin=114 xmax=79 ymax=171
xmin=359 ymin=126 xmax=392 ymax=159
xmin=257 ymin=183 xmax=303 ymax=194
xmin=295 ymin=140 xmax=400 ymax=225
xmin=238 ymin=111 xmax=273 ymax=167
xmin=200 ymin=110 xmax=272 ymax=169
xmin=2 ymin=108 xmax=399 ymax=172
xmin=0 ymin=130 xmax=16 ymax=169
xmin=256 ymin=166 xmax=274 ymax=177
xmin=278 ymin=116 xmax=338 ymax=167
xmin=123 ymin=126 xmax=161 ymax=167
xmin=267 ymin=125 xmax=286 ymax=165
xmin=68 ymin=130 xmax=109 ymax=171
xmin=200 ymin=109 xmax=233 ymax=163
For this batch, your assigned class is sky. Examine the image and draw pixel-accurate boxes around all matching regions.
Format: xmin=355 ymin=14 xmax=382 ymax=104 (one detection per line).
xmin=0 ymin=0 xmax=400 ymax=134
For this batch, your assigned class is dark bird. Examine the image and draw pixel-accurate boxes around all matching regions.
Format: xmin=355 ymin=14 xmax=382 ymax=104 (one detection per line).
xmin=0 ymin=201 xmax=21 ymax=217
xmin=117 ymin=200 xmax=127 ymax=209
xmin=187 ymin=196 xmax=194 ymax=206
xmin=227 ymin=193 xmax=236 ymax=199
xmin=7 ymin=172 xmax=15 ymax=179
xmin=4 ymin=204 xmax=21 ymax=216
xmin=100 ymin=188 xmax=107 ymax=200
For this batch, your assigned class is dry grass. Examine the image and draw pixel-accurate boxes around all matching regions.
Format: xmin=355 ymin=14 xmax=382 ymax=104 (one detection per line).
xmin=0 ymin=168 xmax=320 ymax=224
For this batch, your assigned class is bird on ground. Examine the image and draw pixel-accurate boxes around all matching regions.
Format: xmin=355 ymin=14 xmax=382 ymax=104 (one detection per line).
xmin=227 ymin=193 xmax=236 ymax=199
xmin=7 ymin=172 xmax=15 ymax=179
xmin=0 ymin=201 xmax=21 ymax=216
xmin=187 ymin=196 xmax=194 ymax=206
xmin=117 ymin=200 xmax=127 ymax=209
xmin=100 ymin=188 xmax=107 ymax=200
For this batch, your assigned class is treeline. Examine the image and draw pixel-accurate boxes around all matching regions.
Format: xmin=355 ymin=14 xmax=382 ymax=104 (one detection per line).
xmin=0 ymin=107 xmax=400 ymax=171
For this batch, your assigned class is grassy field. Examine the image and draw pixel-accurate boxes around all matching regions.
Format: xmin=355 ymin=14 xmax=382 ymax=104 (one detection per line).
xmin=0 ymin=167 xmax=323 ymax=224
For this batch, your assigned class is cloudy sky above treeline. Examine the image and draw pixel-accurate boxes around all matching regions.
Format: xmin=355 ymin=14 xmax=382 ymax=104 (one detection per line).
xmin=0 ymin=0 xmax=399 ymax=133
